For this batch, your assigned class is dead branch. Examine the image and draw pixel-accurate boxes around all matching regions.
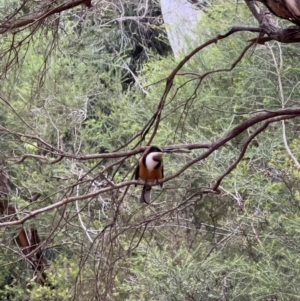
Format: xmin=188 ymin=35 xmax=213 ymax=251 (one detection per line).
xmin=145 ymin=27 xmax=255 ymax=145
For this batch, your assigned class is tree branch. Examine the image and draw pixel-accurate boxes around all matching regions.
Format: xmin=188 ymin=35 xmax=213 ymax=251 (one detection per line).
xmin=160 ymin=109 xmax=300 ymax=186
xmin=213 ymin=114 xmax=298 ymax=190
xmin=3 ymin=108 xmax=300 ymax=164
xmin=145 ymin=26 xmax=257 ymax=146
xmin=245 ymin=0 xmax=300 ymax=43
xmin=1 ymin=109 xmax=300 ymax=227
xmin=0 ymin=0 xmax=92 ymax=34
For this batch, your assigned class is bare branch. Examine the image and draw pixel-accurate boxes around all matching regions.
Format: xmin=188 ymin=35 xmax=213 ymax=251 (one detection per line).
xmin=1 ymin=109 xmax=300 ymax=227
xmin=255 ymin=0 xmax=300 ymax=26
xmin=213 ymin=114 xmax=298 ymax=190
xmin=0 ymin=0 xmax=92 ymax=34
xmin=161 ymin=109 xmax=300 ymax=187
xmin=145 ymin=27 xmax=257 ymax=145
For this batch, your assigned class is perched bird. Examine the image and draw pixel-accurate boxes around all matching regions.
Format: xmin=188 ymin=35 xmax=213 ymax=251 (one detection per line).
xmin=135 ymin=146 xmax=164 ymax=204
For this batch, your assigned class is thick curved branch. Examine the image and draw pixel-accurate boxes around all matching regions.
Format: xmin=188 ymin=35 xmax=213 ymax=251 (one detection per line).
xmin=245 ymin=0 xmax=264 ymax=23
xmin=145 ymin=26 xmax=258 ymax=145
xmin=213 ymin=114 xmax=298 ymax=190
xmin=255 ymin=0 xmax=300 ymax=26
xmin=160 ymin=108 xmax=300 ymax=185
xmin=245 ymin=0 xmax=300 ymax=43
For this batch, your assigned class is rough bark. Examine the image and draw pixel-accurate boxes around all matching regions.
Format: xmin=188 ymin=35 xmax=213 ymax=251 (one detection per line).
xmin=245 ymin=0 xmax=300 ymax=43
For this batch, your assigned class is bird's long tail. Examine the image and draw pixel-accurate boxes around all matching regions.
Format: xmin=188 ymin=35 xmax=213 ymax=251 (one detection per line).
xmin=140 ymin=184 xmax=151 ymax=204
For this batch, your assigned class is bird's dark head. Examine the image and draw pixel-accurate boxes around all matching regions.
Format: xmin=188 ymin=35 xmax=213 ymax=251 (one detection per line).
xmin=143 ymin=146 xmax=163 ymax=162
xmin=148 ymin=146 xmax=162 ymax=153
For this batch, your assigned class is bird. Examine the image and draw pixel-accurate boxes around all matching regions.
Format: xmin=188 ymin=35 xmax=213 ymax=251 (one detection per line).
xmin=135 ymin=146 xmax=164 ymax=204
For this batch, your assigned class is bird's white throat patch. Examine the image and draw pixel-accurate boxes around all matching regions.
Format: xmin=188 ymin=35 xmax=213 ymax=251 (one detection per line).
xmin=145 ymin=152 xmax=161 ymax=171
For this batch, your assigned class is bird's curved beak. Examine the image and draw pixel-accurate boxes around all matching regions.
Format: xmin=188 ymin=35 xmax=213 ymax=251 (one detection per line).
xmin=152 ymin=152 xmax=163 ymax=161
